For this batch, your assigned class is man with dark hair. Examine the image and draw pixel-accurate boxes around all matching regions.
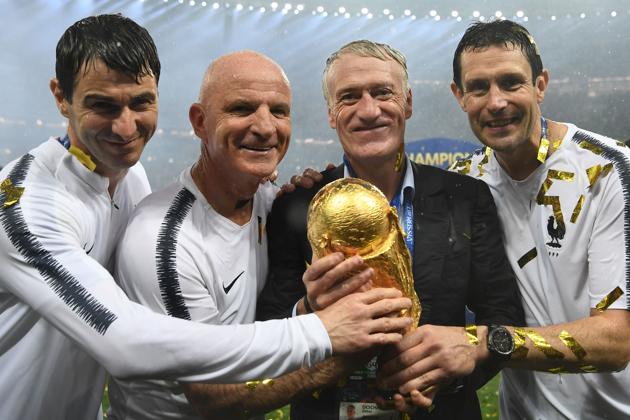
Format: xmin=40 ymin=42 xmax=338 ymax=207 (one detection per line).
xmin=256 ymin=39 xmax=524 ymax=420
xmin=0 ymin=15 xmax=411 ymax=420
xmin=379 ymin=19 xmax=630 ymax=419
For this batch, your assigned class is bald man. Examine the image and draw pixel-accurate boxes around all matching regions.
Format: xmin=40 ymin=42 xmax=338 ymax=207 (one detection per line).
xmin=107 ymin=51 xmax=411 ymax=420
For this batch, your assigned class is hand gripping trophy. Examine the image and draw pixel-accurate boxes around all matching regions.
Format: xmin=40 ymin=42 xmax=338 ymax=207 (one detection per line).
xmin=307 ymin=178 xmax=421 ymax=331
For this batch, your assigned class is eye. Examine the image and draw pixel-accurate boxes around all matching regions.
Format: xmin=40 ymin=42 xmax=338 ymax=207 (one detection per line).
xmin=228 ymin=103 xmax=255 ymax=115
xmin=371 ymin=87 xmax=394 ymax=99
xmin=271 ymin=106 xmax=290 ymax=117
xmin=338 ymin=92 xmax=360 ymax=104
xmin=465 ymin=81 xmax=489 ymax=96
xmin=500 ymin=76 xmax=525 ymax=91
xmin=90 ymin=101 xmax=119 ymax=114
xmin=130 ymin=97 xmax=155 ymax=111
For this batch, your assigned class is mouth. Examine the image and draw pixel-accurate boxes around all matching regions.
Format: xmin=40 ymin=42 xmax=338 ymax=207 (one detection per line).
xmin=240 ymin=145 xmax=275 ymax=152
xmin=484 ymin=117 xmax=519 ymax=129
xmin=353 ymin=124 xmax=388 ymax=133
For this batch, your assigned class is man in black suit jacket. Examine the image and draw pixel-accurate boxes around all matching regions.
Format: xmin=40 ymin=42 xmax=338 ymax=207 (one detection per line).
xmin=257 ymin=40 xmax=524 ymax=420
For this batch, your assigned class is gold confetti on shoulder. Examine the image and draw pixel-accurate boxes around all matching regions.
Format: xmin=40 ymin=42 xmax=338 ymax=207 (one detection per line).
xmin=68 ymin=145 xmax=97 ymax=172
xmin=537 ymin=137 xmax=550 ymax=163
xmin=1 ymin=178 xmax=25 ymax=208
xmin=450 ymin=158 xmax=471 ymax=175
xmin=595 ymin=286 xmax=624 ymax=312
xmin=578 ymin=141 xmax=603 ymax=155
xmin=477 ymin=147 xmax=492 ymax=177
xmin=586 ymin=163 xmax=614 ymax=188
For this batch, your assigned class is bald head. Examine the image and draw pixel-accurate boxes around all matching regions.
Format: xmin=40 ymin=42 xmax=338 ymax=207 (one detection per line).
xmin=199 ymin=51 xmax=290 ymax=105
xmin=189 ymin=50 xmax=292 ymax=191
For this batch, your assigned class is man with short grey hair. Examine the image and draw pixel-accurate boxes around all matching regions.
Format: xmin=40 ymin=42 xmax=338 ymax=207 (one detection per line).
xmin=257 ymin=39 xmax=524 ymax=420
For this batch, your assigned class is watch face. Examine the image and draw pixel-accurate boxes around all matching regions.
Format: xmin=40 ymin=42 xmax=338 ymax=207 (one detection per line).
xmin=490 ymin=328 xmax=514 ymax=355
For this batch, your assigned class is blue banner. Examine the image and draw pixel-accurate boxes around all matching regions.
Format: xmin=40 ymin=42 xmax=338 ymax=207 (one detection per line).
xmin=406 ymin=138 xmax=479 ymax=169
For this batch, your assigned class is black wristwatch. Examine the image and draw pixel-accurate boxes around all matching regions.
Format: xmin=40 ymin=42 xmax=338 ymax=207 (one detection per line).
xmin=487 ymin=325 xmax=515 ymax=361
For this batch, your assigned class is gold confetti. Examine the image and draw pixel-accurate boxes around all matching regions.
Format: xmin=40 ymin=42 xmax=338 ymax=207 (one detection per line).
xmin=548 ymin=169 xmax=574 ymax=182
xmin=518 ymin=247 xmax=538 ymax=268
xmin=558 ymin=330 xmax=587 ymax=360
xmin=525 ymin=330 xmax=565 ymax=359
xmin=536 ymin=170 xmax=570 ymax=229
xmin=552 ymin=138 xmax=563 ymax=150
xmin=513 ymin=327 xmax=529 ymax=359
xmin=245 ymin=378 xmax=274 ymax=391
xmin=477 ymin=147 xmax=492 ymax=177
xmin=465 ymin=324 xmax=479 ymax=345
xmin=536 ymin=178 xmax=553 ymax=204
xmin=570 ymin=195 xmax=585 ymax=224
xmin=1 ymin=178 xmax=25 ymax=208
xmin=616 ymin=141 xmax=627 ymax=148
xmin=548 ymin=366 xmax=569 ymax=374
xmin=450 ymin=159 xmax=471 ymax=175
xmin=68 ymin=146 xmax=97 ymax=171
xmin=586 ymin=163 xmax=613 ymax=188
xmin=580 ymin=365 xmax=598 ymax=373
xmin=537 ymin=137 xmax=550 ymax=163
xmin=245 ymin=381 xmax=259 ymax=390
xmin=595 ymin=286 xmax=624 ymax=312
xmin=579 ymin=141 xmax=603 ymax=155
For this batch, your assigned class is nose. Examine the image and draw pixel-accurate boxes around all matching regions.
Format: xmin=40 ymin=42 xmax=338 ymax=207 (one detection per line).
xmin=251 ymin=107 xmax=276 ymax=139
xmin=111 ymin=107 xmax=137 ymax=140
xmin=486 ymin=84 xmax=508 ymax=113
xmin=355 ymin=93 xmax=381 ymax=121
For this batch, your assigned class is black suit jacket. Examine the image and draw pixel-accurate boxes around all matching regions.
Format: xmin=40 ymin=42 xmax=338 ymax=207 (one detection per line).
xmin=257 ymin=162 xmax=524 ymax=420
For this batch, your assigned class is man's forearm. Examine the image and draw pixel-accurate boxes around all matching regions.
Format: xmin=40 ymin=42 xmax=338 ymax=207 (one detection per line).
xmin=184 ymin=356 xmax=347 ymax=419
xmin=502 ymin=309 xmax=630 ymax=372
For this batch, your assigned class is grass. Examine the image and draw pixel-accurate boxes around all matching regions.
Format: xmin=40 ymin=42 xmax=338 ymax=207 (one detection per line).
xmin=103 ymin=375 xmax=500 ymax=419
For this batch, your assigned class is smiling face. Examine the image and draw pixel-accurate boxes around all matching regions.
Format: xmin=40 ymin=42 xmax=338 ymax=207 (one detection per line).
xmin=451 ymin=45 xmax=548 ymax=158
xmin=326 ymin=54 xmax=412 ymax=167
xmin=190 ymin=53 xmax=291 ymax=187
xmin=50 ymin=59 xmax=158 ymax=178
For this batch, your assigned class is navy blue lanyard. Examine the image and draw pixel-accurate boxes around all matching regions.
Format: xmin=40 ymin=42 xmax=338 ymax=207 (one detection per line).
xmin=58 ymin=134 xmax=71 ymax=150
xmin=343 ymin=155 xmax=414 ymax=256
xmin=541 ymin=116 xmax=547 ymax=140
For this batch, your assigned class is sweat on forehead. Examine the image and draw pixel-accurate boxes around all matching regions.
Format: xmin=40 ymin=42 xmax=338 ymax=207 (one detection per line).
xmin=198 ymin=51 xmax=290 ymax=102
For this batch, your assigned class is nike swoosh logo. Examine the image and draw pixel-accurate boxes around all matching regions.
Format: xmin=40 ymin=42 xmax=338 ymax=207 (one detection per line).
xmin=83 ymin=243 xmax=95 ymax=255
xmin=223 ymin=271 xmax=244 ymax=294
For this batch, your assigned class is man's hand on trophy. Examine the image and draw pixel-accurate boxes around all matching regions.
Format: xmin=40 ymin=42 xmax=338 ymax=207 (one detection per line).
xmin=299 ymin=252 xmax=373 ymax=314
xmin=376 ymin=325 xmax=484 ymax=409
xmin=316 ymin=287 xmax=413 ymax=354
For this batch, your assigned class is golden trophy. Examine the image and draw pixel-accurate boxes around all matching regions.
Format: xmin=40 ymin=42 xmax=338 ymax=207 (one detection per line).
xmin=307 ymin=178 xmax=420 ymax=331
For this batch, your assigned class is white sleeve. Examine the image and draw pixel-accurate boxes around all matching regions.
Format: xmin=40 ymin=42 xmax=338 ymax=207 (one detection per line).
xmin=0 ymin=168 xmax=331 ymax=382
xmin=587 ymin=168 xmax=630 ymax=310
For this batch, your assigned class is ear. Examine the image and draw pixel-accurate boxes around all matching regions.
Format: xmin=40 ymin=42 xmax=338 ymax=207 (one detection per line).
xmin=50 ymin=78 xmax=70 ymax=118
xmin=189 ymin=103 xmax=207 ymax=140
xmin=404 ymin=88 xmax=413 ymax=119
xmin=535 ymin=69 xmax=550 ymax=104
xmin=327 ymin=106 xmax=336 ymax=130
xmin=450 ymin=81 xmax=466 ymax=111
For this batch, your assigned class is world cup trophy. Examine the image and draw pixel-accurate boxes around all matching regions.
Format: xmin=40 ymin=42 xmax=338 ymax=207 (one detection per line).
xmin=307 ymin=177 xmax=420 ymax=332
